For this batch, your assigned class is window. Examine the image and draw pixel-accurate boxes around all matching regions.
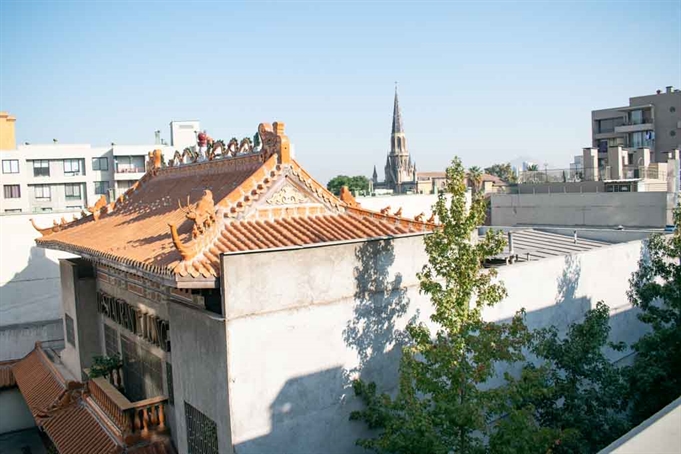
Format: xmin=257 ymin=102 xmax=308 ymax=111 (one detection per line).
xmin=2 ymin=159 xmax=19 ymax=174
xmin=166 ymin=362 xmax=174 ymax=405
xmin=65 ymin=183 xmax=81 ymax=199
xmin=92 ymin=157 xmax=109 ymax=171
xmin=40 ymin=207 xmax=52 ymax=212
xmin=185 ymin=402 xmax=218 ymax=454
xmin=94 ymin=181 xmax=110 ymax=195
xmin=104 ymin=324 xmax=119 ymax=357
xmin=597 ymin=117 xmax=624 ymax=134
xmin=121 ymin=335 xmax=164 ymax=401
xmin=66 ymin=205 xmax=82 ymax=210
xmin=671 ymin=106 xmax=677 ymax=113
xmin=65 ymin=314 xmax=75 ymax=346
xmin=4 ymin=209 xmax=21 ymax=213
xmin=33 ymin=160 xmax=50 ymax=177
xmin=63 ymin=159 xmax=82 ymax=176
xmin=34 ymin=185 xmax=51 ymax=200
xmin=116 ymin=156 xmax=145 ymax=173
xmin=3 ymin=185 xmax=20 ymax=199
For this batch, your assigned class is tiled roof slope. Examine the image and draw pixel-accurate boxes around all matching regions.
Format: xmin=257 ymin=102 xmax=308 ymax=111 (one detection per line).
xmin=34 ymin=122 xmax=433 ymax=283
xmin=12 ymin=346 xmax=120 ymax=454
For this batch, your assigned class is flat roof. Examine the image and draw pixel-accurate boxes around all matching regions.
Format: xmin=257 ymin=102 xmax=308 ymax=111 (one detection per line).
xmin=483 ymin=228 xmax=610 ymax=267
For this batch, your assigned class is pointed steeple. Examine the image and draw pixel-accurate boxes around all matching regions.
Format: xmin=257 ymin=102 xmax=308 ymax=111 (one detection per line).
xmin=392 ymin=83 xmax=403 ymax=134
xmin=372 ymin=165 xmax=378 ymax=183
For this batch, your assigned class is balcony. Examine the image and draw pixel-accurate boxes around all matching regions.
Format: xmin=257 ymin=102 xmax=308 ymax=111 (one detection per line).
xmin=86 ymin=369 xmax=169 ymax=446
xmin=615 ymin=122 xmax=653 ymax=134
xmin=114 ymin=166 xmax=146 ymax=181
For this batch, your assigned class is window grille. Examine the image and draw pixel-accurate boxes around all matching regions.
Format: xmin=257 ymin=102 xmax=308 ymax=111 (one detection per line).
xmin=65 ymin=314 xmax=75 ymax=346
xmin=185 ymin=402 xmax=219 ymax=454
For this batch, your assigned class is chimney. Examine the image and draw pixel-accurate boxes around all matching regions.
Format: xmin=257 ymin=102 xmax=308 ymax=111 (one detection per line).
xmin=656 ymin=89 xmax=662 ymax=94
xmin=666 ymin=86 xmax=673 ymax=94
xmin=154 ymin=130 xmax=161 ymax=145
xmin=0 ymin=112 xmax=17 ymax=150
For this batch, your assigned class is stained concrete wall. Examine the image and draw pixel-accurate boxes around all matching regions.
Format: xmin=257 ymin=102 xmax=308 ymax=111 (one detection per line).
xmin=0 ymin=388 xmax=35 ymax=434
xmin=491 ymin=192 xmax=672 ymax=228
xmin=0 ymin=319 xmax=63 ymax=362
xmin=168 ymin=301 xmax=232 ymax=454
xmin=221 ymin=234 xmax=647 ymax=454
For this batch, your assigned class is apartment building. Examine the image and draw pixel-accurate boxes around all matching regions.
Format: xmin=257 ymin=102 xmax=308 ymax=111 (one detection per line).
xmin=0 ymin=113 xmax=199 ymax=213
xmin=592 ymin=85 xmax=681 ymax=165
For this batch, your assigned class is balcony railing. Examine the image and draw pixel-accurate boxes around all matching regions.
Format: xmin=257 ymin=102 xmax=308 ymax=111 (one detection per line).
xmin=86 ymin=373 xmax=168 ymax=446
xmin=115 ymin=167 xmax=146 ymax=174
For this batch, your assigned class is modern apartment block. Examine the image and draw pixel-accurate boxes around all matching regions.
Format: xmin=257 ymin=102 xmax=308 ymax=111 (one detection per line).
xmin=0 ymin=113 xmax=199 ymax=213
xmin=592 ymin=86 xmax=681 ymax=165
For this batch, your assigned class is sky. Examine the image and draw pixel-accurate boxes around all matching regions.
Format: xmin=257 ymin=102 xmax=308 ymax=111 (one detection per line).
xmin=1 ymin=1 xmax=679 ymax=184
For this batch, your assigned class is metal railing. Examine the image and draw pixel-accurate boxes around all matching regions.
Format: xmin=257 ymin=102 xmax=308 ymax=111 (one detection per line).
xmin=518 ymin=168 xmax=586 ymax=184
xmin=115 ymin=166 xmax=146 ymax=174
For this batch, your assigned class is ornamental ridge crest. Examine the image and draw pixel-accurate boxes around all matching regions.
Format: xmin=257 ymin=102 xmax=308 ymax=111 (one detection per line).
xmin=266 ymin=185 xmax=309 ymax=205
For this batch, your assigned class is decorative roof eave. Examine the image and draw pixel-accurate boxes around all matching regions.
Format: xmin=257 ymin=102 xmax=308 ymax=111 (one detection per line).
xmin=34 ymin=238 xmax=217 ymax=289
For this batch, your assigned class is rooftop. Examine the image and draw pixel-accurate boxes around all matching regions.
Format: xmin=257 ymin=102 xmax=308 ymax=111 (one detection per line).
xmin=32 ymin=122 xmax=434 ymax=286
xmin=480 ymin=227 xmax=612 ymax=266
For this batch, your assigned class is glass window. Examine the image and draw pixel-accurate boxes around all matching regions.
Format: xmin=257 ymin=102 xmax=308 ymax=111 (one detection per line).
xmin=629 ymin=110 xmax=643 ymax=125
xmin=166 ymin=362 xmax=174 ymax=405
xmin=3 ymin=185 xmax=20 ymax=199
xmin=4 ymin=209 xmax=22 ymax=213
xmin=94 ymin=181 xmax=110 ymax=195
xmin=116 ymin=156 xmax=146 ymax=173
xmin=34 ymin=185 xmax=51 ymax=200
xmin=65 ymin=183 xmax=82 ymax=199
xmin=65 ymin=314 xmax=75 ymax=346
xmin=63 ymin=159 xmax=82 ymax=176
xmin=104 ymin=324 xmax=119 ymax=357
xmin=92 ymin=157 xmax=109 ymax=171
xmin=2 ymin=159 xmax=19 ymax=174
xmin=121 ymin=334 xmax=164 ymax=401
xmin=185 ymin=402 xmax=219 ymax=454
xmin=33 ymin=160 xmax=50 ymax=177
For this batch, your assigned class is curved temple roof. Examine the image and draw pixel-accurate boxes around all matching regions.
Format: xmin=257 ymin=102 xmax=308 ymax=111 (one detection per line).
xmin=33 ymin=122 xmax=434 ymax=285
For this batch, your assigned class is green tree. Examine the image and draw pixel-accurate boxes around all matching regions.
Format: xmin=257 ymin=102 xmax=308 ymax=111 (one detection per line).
xmin=526 ymin=164 xmax=540 ymax=172
xmin=626 ymin=207 xmax=681 ymax=425
xmin=468 ymin=166 xmax=483 ymax=194
xmin=484 ymin=163 xmax=518 ymax=184
xmin=327 ymin=175 xmax=370 ymax=196
xmin=350 ymin=157 xmax=534 ymax=453
xmin=496 ymin=302 xmax=629 ymax=454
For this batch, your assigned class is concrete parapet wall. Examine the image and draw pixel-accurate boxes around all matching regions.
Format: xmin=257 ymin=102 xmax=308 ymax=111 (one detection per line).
xmin=491 ymin=192 xmax=672 ymax=228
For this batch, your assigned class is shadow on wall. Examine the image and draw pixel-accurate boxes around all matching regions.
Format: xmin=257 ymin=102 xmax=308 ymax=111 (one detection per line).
xmin=0 ymin=247 xmax=63 ymax=325
xmin=343 ymin=239 xmax=417 ymax=387
xmin=234 ymin=239 xmax=417 ymax=454
xmin=235 ymin=242 xmax=648 ymax=454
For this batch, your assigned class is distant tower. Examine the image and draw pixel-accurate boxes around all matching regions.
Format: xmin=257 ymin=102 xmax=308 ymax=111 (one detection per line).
xmin=372 ymin=165 xmax=379 ymax=185
xmin=384 ymin=85 xmax=417 ymax=193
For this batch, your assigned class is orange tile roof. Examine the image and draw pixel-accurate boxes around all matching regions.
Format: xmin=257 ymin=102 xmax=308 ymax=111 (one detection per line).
xmin=0 ymin=359 xmax=17 ymax=388
xmin=34 ymin=122 xmax=434 ymax=283
xmin=12 ymin=345 xmax=120 ymax=454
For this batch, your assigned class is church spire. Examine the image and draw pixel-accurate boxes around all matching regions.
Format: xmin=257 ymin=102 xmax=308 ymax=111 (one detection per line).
xmin=392 ymin=83 xmax=403 ymax=134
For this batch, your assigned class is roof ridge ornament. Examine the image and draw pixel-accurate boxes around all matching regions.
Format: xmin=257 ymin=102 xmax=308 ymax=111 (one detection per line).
xmin=259 ymin=122 xmax=291 ymax=164
xmin=169 ymin=189 xmax=218 ymax=261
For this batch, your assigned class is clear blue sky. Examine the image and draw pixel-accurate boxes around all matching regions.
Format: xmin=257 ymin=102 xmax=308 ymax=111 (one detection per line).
xmin=1 ymin=1 xmax=679 ymax=184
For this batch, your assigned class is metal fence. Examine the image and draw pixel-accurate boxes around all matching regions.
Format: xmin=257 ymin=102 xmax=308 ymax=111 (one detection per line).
xmin=518 ymin=165 xmax=666 ymax=184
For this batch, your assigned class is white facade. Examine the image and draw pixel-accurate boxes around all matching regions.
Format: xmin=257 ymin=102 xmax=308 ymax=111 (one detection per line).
xmin=0 ymin=143 xmax=176 ymax=213
xmin=170 ymin=120 xmax=201 ymax=150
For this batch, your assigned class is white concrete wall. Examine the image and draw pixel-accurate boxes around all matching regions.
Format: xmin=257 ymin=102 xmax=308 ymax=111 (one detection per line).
xmin=221 ymin=234 xmax=647 ymax=454
xmin=357 ymin=193 xmax=438 ymax=219
xmin=169 ymin=302 xmax=233 ymax=454
xmin=0 ymin=212 xmax=74 ymax=326
xmin=491 ymin=192 xmax=671 ymax=228
xmin=0 ymin=388 xmax=35 ymax=434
